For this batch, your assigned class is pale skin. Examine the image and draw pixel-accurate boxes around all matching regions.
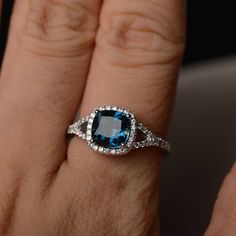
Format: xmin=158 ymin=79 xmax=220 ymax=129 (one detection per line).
xmin=0 ymin=0 xmax=233 ymax=235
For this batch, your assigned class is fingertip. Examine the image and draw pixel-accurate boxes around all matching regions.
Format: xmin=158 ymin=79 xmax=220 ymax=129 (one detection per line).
xmin=204 ymin=161 xmax=236 ymax=236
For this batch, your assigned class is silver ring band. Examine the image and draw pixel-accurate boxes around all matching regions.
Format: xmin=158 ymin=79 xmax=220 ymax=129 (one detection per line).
xmin=68 ymin=106 xmax=171 ymax=156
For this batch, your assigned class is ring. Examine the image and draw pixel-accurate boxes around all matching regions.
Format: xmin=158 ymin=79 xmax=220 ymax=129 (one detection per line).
xmin=68 ymin=106 xmax=171 ymax=156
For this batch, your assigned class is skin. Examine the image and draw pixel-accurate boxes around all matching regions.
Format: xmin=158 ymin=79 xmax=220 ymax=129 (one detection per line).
xmin=0 ymin=0 xmax=231 ymax=235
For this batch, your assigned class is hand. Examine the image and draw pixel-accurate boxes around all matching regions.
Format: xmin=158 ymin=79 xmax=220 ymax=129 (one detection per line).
xmin=0 ymin=0 xmax=185 ymax=235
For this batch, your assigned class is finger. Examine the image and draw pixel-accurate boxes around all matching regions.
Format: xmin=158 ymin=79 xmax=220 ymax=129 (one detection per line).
xmin=205 ymin=163 xmax=236 ymax=236
xmin=69 ymin=0 xmax=185 ymax=159
xmin=0 ymin=0 xmax=101 ymax=168
xmin=66 ymin=0 xmax=185 ymax=232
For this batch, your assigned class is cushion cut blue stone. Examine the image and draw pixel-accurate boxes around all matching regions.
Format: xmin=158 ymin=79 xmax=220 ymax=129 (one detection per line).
xmin=92 ymin=110 xmax=131 ymax=149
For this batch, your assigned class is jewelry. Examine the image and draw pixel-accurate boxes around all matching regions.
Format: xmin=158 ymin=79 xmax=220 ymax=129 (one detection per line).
xmin=68 ymin=106 xmax=171 ymax=156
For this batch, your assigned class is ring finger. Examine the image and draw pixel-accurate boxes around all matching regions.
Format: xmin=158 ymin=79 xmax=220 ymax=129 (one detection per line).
xmin=66 ymin=0 xmax=185 ymax=228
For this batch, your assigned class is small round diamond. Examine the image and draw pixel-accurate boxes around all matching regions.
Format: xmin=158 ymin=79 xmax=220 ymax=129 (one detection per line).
xmin=91 ymin=113 xmax=96 ymax=118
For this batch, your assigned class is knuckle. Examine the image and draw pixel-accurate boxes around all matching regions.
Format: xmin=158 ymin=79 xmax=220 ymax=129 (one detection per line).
xmin=97 ymin=6 xmax=185 ymax=67
xmin=20 ymin=0 xmax=98 ymax=57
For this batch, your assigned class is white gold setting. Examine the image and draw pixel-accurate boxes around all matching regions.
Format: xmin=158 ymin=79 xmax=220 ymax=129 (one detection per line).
xmin=68 ymin=106 xmax=171 ymax=156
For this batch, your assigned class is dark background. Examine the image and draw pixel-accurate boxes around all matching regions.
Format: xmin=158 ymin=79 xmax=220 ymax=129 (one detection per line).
xmin=1 ymin=0 xmax=236 ymax=64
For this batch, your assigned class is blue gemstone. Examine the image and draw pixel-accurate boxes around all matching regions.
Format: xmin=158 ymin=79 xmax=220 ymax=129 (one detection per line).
xmin=92 ymin=110 xmax=131 ymax=149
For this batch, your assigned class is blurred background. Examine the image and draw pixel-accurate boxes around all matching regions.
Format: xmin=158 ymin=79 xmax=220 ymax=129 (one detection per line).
xmin=1 ymin=1 xmax=236 ymax=236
